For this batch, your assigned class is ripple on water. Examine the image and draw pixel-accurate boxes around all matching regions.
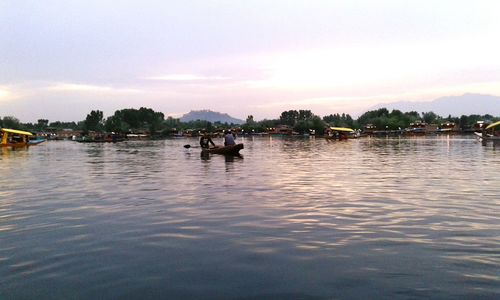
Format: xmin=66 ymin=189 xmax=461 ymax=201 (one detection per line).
xmin=0 ymin=137 xmax=499 ymax=299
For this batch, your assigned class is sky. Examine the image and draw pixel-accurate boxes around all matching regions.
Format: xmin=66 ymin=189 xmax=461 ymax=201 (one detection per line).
xmin=1 ymin=0 xmax=500 ymax=123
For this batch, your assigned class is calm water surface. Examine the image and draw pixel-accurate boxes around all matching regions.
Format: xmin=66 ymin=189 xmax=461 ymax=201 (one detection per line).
xmin=1 ymin=136 xmax=499 ymax=299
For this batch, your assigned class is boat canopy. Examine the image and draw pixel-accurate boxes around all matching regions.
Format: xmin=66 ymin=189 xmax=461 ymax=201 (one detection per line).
xmin=485 ymin=121 xmax=500 ymax=130
xmin=1 ymin=128 xmax=33 ymax=136
xmin=329 ymin=127 xmax=354 ymax=132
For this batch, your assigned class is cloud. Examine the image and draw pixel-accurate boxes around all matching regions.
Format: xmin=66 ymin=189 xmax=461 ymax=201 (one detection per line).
xmin=0 ymin=87 xmax=11 ymax=100
xmin=0 ymin=86 xmax=21 ymax=103
xmin=145 ymin=74 xmax=230 ymax=81
xmin=46 ymin=82 xmax=141 ymax=94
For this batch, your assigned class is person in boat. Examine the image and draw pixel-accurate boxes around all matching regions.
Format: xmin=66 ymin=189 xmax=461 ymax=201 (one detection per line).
xmin=199 ymin=132 xmax=216 ymax=149
xmin=224 ymin=130 xmax=236 ymax=146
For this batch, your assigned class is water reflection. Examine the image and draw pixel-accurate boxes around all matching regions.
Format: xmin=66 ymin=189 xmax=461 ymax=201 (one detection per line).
xmin=0 ymin=137 xmax=499 ymax=299
xmin=200 ymin=151 xmax=210 ymax=161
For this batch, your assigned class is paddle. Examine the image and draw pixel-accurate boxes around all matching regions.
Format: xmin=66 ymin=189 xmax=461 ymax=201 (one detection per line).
xmin=184 ymin=144 xmax=221 ymax=149
xmin=184 ymin=144 xmax=198 ymax=148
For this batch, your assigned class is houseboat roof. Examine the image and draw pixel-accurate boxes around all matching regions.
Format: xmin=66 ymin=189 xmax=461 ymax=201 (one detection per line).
xmin=485 ymin=121 xmax=500 ymax=130
xmin=1 ymin=128 xmax=33 ymax=136
xmin=330 ymin=127 xmax=354 ymax=132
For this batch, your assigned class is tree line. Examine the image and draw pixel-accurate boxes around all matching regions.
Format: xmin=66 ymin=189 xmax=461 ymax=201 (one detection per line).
xmin=1 ymin=107 xmax=498 ymax=136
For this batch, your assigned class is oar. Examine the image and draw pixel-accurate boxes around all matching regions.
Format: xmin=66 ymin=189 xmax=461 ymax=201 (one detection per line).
xmin=184 ymin=144 xmax=221 ymax=149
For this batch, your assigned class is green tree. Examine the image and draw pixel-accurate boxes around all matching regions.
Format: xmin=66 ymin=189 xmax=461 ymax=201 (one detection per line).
xmin=36 ymin=119 xmax=49 ymax=131
xmin=84 ymin=110 xmax=104 ymax=132
xmin=246 ymin=115 xmax=255 ymax=124
xmin=259 ymin=119 xmax=280 ymax=131
xmin=1 ymin=116 xmax=22 ymax=129
xmin=288 ymin=111 xmax=325 ymax=134
xmin=298 ymin=110 xmax=313 ymax=121
xmin=105 ymin=113 xmax=128 ymax=133
xmin=459 ymin=115 xmax=469 ymax=129
xmin=103 ymin=107 xmax=165 ymax=134
xmin=324 ymin=113 xmax=354 ymax=128
xmin=162 ymin=116 xmax=181 ymax=136
xmin=280 ymin=110 xmax=299 ymax=126
xmin=49 ymin=121 xmax=78 ymax=130
xmin=422 ymin=111 xmax=438 ymax=124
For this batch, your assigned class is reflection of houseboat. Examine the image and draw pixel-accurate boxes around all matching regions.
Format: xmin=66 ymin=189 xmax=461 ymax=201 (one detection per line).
xmin=1 ymin=128 xmax=44 ymax=147
xmin=125 ymin=133 xmax=148 ymax=140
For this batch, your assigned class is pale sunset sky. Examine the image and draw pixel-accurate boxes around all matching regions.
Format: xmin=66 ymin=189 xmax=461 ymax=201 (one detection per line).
xmin=1 ymin=0 xmax=500 ymax=122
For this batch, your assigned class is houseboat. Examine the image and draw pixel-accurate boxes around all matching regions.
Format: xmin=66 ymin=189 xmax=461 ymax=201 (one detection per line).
xmin=408 ymin=121 xmax=427 ymax=134
xmin=1 ymin=128 xmax=36 ymax=147
xmin=326 ymin=127 xmax=356 ymax=140
xmin=267 ymin=125 xmax=295 ymax=135
xmin=437 ymin=122 xmax=458 ymax=133
xmin=362 ymin=124 xmax=376 ymax=135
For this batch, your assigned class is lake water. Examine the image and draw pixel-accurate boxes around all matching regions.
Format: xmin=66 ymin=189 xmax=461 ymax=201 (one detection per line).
xmin=1 ymin=136 xmax=499 ymax=299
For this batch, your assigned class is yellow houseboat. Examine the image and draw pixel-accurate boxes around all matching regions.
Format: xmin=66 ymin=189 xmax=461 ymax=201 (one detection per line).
xmin=1 ymin=128 xmax=34 ymax=147
xmin=326 ymin=127 xmax=356 ymax=140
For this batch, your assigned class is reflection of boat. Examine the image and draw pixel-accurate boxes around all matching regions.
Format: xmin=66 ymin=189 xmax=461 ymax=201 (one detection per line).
xmin=1 ymin=128 xmax=39 ymax=147
xmin=475 ymin=121 xmax=500 ymax=141
xmin=202 ymin=143 xmax=244 ymax=155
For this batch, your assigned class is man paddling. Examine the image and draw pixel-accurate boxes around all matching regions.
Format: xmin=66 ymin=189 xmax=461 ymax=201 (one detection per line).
xmin=199 ymin=132 xmax=215 ymax=149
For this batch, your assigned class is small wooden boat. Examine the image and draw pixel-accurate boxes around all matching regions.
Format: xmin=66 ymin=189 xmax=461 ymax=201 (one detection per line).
xmin=201 ymin=143 xmax=244 ymax=155
xmin=28 ymin=138 xmax=46 ymax=145
xmin=1 ymin=128 xmax=37 ymax=147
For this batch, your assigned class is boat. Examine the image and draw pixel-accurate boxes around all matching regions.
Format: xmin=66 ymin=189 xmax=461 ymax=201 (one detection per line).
xmin=408 ymin=121 xmax=428 ymax=134
xmin=1 ymin=128 xmax=39 ymax=147
xmin=75 ymin=134 xmax=125 ymax=143
xmin=475 ymin=121 xmax=500 ymax=141
xmin=28 ymin=138 xmax=46 ymax=145
xmin=325 ymin=127 xmax=356 ymax=140
xmin=436 ymin=122 xmax=458 ymax=133
xmin=201 ymin=143 xmax=244 ymax=155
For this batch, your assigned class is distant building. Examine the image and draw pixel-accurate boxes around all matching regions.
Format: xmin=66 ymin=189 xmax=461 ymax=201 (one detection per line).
xmin=267 ymin=125 xmax=293 ymax=135
xmin=363 ymin=124 xmax=376 ymax=135
xmin=438 ymin=122 xmax=459 ymax=133
xmin=408 ymin=121 xmax=437 ymax=134
xmin=43 ymin=129 xmax=82 ymax=140
xmin=473 ymin=121 xmax=490 ymax=132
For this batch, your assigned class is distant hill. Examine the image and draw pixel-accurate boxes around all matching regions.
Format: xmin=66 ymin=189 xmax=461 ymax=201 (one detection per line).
xmin=180 ymin=110 xmax=245 ymax=124
xmin=371 ymin=93 xmax=500 ymax=117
